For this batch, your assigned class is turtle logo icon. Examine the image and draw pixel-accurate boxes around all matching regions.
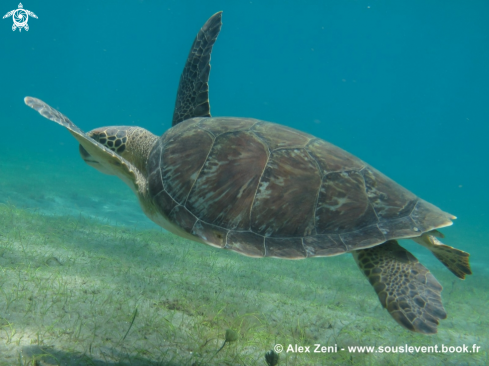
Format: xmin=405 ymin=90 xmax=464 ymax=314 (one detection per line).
xmin=3 ymin=3 xmax=37 ymax=32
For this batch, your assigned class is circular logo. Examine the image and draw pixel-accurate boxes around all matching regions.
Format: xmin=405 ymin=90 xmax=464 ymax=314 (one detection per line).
xmin=13 ymin=9 xmax=28 ymax=28
xmin=274 ymin=344 xmax=283 ymax=353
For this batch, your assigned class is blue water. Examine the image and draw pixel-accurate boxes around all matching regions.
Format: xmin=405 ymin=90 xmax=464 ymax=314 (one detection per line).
xmin=3 ymin=0 xmax=488 ymax=257
xmin=1 ymin=0 xmax=488 ymax=364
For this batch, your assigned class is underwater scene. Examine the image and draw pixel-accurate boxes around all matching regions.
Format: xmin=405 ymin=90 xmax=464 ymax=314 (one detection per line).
xmin=1 ymin=1 xmax=488 ymax=365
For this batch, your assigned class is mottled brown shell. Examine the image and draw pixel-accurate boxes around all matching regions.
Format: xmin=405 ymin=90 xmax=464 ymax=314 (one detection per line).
xmin=147 ymin=118 xmax=454 ymax=258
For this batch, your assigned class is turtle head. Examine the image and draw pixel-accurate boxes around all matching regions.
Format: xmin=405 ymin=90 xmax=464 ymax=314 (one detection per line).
xmin=79 ymin=126 xmax=158 ymax=177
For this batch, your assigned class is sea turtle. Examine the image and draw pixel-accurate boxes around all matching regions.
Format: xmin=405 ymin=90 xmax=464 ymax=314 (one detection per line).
xmin=2 ymin=2 xmax=37 ymax=32
xmin=25 ymin=12 xmax=471 ymax=334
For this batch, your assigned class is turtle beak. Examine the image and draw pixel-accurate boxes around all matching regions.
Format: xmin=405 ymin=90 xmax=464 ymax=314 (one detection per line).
xmin=79 ymin=144 xmax=97 ymax=164
xmin=79 ymin=144 xmax=115 ymax=175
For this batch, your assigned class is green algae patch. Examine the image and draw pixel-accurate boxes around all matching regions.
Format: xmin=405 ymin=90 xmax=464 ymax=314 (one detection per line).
xmin=0 ymin=203 xmax=487 ymax=365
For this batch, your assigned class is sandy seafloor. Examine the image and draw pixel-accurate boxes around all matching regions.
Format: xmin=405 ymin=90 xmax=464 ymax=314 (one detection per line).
xmin=0 ymin=151 xmax=487 ymax=366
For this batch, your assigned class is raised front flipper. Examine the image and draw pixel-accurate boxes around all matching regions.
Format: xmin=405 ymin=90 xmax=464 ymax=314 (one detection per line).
xmin=24 ymin=97 xmax=142 ymax=194
xmin=172 ymin=12 xmax=223 ymax=126
xmin=353 ymin=240 xmax=447 ymax=334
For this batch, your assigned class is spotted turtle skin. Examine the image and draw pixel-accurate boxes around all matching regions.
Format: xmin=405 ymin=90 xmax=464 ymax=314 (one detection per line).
xmin=147 ymin=117 xmax=453 ymax=259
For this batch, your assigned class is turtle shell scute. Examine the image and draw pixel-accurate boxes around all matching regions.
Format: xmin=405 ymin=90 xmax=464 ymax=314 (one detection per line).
xmin=146 ymin=117 xmax=454 ymax=258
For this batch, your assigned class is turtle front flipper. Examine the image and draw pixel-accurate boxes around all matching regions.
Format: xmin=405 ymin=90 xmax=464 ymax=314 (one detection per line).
xmin=172 ymin=12 xmax=223 ymax=126
xmin=24 ymin=97 xmax=142 ymax=194
xmin=353 ymin=240 xmax=447 ymax=334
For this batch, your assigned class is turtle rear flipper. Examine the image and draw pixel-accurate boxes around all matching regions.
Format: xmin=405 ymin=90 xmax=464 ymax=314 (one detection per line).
xmin=353 ymin=240 xmax=447 ymax=334
xmin=412 ymin=234 xmax=472 ymax=279
xmin=172 ymin=12 xmax=222 ymax=126
xmin=24 ymin=97 xmax=142 ymax=194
